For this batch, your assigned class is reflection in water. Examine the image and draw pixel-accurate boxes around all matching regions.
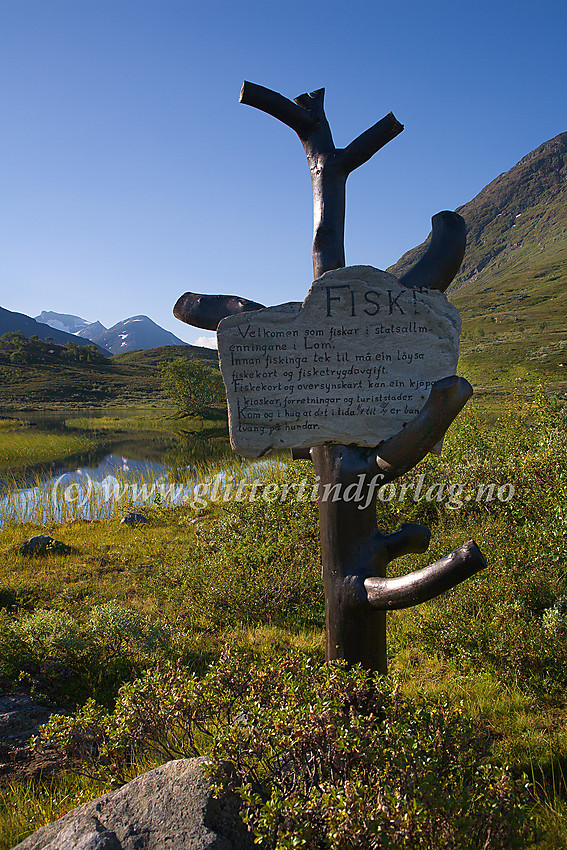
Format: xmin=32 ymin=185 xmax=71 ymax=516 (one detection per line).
xmin=0 ymin=409 xmax=290 ymax=527
xmin=165 ymin=434 xmax=235 ymax=476
xmin=0 ymin=408 xmax=233 ymax=482
xmin=1 ymin=454 xmax=171 ymax=526
xmin=0 ymin=408 xmax=180 ymax=484
xmin=0 ymin=443 xmax=110 ymax=495
xmin=1 ymin=441 xmax=287 ymax=528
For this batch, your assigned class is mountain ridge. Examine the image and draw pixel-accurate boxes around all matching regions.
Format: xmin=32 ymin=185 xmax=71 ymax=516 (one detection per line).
xmin=0 ymin=341 xmax=219 ymax=406
xmin=0 ymin=306 xmax=108 ymax=354
xmin=388 ymin=131 xmax=567 ymax=391
xmin=92 ymin=315 xmax=188 ymax=354
xmin=33 ymin=310 xmax=189 ymax=354
xmin=35 ymin=311 xmax=103 ymax=336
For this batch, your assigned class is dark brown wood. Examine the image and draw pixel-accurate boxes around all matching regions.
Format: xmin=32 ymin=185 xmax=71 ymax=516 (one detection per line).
xmin=365 ymin=541 xmax=486 ymax=610
xmin=173 ymin=82 xmax=487 ymax=674
xmin=310 ymin=374 xmax=475 ymax=672
xmin=240 ymin=81 xmax=403 ymax=279
xmin=174 ymin=292 xmax=265 ymax=331
xmin=237 ymin=82 xmax=485 ymax=672
xmin=374 ymin=375 xmax=472 ymax=477
xmin=399 ymin=211 xmax=467 ymax=292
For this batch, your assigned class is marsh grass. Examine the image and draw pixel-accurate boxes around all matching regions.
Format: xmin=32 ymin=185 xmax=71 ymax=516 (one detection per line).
xmin=0 ymin=772 xmax=107 ymax=850
xmin=65 ymin=414 xmax=171 ymax=433
xmin=64 ymin=402 xmax=227 ymax=436
xmin=0 ymin=430 xmax=97 ymax=471
xmin=0 ymin=452 xmax=285 ymax=527
xmin=0 ymin=405 xmax=229 ymax=492
xmin=0 ymin=420 xmax=28 ymax=431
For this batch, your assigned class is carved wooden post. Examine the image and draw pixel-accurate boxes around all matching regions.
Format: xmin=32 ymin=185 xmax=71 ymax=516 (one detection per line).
xmin=238 ymin=82 xmax=403 ymax=279
xmin=174 ymin=83 xmax=486 ymax=673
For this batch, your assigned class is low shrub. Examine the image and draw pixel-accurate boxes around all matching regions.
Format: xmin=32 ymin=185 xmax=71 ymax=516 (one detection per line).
xmin=36 ymin=650 xmax=535 ymax=848
xmin=394 ymin=390 xmax=567 ymax=698
xmin=0 ymin=603 xmax=180 ymax=706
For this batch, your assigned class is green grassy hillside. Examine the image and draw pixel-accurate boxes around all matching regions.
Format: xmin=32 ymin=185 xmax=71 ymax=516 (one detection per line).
xmin=389 ymin=132 xmax=567 ymax=392
xmin=0 ymin=338 xmax=219 ymax=407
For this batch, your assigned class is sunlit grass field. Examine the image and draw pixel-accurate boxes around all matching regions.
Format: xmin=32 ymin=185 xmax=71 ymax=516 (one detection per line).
xmin=64 ymin=406 xmax=227 ymax=436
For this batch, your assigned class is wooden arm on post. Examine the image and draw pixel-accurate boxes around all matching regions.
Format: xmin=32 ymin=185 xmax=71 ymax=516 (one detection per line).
xmin=295 ymin=376 xmax=472 ymax=476
xmin=339 ymin=113 xmax=404 ymax=175
xmin=173 ymin=292 xmax=265 ymax=331
xmin=398 ymin=211 xmax=466 ymax=293
xmin=381 ymin=523 xmax=431 ymax=561
xmin=239 ymin=81 xmax=318 ymax=139
xmin=373 ymin=375 xmax=472 ymax=482
xmin=239 ymin=80 xmax=403 ymax=278
xmin=365 ymin=540 xmax=486 ymax=609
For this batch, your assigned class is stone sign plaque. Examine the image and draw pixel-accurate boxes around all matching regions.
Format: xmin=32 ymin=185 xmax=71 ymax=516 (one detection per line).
xmin=217 ymin=266 xmax=461 ymax=458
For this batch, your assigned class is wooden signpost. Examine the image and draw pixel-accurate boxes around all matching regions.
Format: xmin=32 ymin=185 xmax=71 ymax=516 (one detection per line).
xmin=217 ymin=266 xmax=461 ymax=457
xmin=174 ymin=82 xmax=487 ymax=673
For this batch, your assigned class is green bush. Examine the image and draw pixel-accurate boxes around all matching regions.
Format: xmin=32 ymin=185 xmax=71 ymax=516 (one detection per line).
xmin=36 ymin=651 xmax=535 ymax=848
xmin=161 ymin=357 xmax=225 ymax=418
xmin=0 ymin=603 xmax=179 ymax=706
xmin=156 ymin=462 xmax=324 ymax=631
xmin=402 ymin=394 xmax=567 ymax=697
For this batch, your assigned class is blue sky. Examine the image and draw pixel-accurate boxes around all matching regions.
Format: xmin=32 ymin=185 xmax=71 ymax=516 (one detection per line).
xmin=1 ymin=0 xmax=565 ymax=347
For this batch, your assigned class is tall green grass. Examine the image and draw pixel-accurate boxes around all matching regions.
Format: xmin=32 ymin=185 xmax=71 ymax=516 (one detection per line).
xmin=0 ymin=429 xmax=97 ymax=471
xmin=0 ymin=454 xmax=286 ymax=526
xmin=0 ymin=773 xmax=108 ymax=849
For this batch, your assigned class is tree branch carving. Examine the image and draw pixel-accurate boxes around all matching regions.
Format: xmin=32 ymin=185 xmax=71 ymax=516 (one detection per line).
xmin=399 ymin=211 xmax=467 ymax=292
xmin=240 ymin=81 xmax=403 ymax=277
xmin=364 ymin=540 xmax=486 ymax=610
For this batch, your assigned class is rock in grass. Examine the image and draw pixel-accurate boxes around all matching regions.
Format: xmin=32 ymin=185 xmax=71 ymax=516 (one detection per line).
xmin=12 ymin=757 xmax=253 ymax=850
xmin=0 ymin=693 xmax=58 ymax=748
xmin=19 ymin=535 xmax=72 ymax=556
xmin=0 ymin=692 xmax=67 ymax=785
xmin=120 ymin=512 xmax=148 ymax=526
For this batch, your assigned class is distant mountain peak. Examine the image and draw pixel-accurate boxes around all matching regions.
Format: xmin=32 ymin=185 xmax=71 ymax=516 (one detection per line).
xmin=76 ymin=320 xmax=107 ymax=341
xmin=35 ymin=310 xmax=92 ymax=335
xmin=89 ymin=315 xmax=188 ymax=354
xmin=1 ymin=306 xmax=108 ymax=353
xmin=33 ymin=311 xmax=188 ymax=354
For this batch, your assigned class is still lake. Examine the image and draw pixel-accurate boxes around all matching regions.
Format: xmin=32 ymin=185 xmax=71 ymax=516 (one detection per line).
xmin=0 ymin=409 xmax=270 ymax=526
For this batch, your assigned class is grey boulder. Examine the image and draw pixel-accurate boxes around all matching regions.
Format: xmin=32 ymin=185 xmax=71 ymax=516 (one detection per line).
xmin=120 ymin=513 xmax=148 ymax=526
xmin=12 ymin=758 xmax=253 ymax=850
xmin=18 ymin=535 xmax=72 ymax=556
xmin=0 ymin=693 xmax=57 ymax=748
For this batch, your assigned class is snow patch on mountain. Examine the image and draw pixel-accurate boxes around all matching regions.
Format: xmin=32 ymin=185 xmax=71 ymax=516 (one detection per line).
xmin=35 ymin=311 xmax=94 ymax=335
xmin=35 ymin=310 xmax=210 ymax=354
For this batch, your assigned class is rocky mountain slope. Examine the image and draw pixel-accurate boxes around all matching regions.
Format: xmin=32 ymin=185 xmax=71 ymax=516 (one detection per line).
xmin=389 ymin=132 xmax=567 ymax=392
xmin=36 ymin=311 xmax=108 ymax=343
xmin=75 ymin=321 xmax=107 ymax=341
xmin=35 ymin=311 xmax=100 ymax=336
